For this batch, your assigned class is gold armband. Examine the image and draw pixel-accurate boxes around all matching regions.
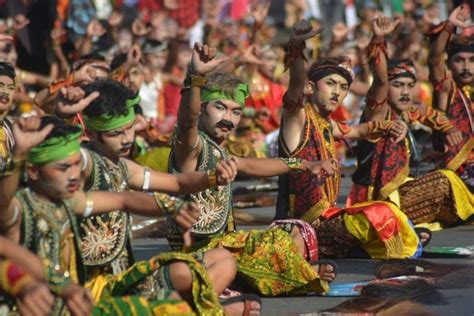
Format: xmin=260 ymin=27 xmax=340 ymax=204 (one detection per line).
xmin=420 ymin=107 xmax=454 ymax=133
xmin=367 ymin=120 xmax=394 ymax=142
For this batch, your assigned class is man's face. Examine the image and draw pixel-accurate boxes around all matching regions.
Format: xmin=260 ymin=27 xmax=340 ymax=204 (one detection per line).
xmin=258 ymin=49 xmax=278 ymax=79
xmin=449 ymin=52 xmax=474 ymax=86
xmin=388 ymin=77 xmax=416 ymax=112
xmin=146 ymin=51 xmax=168 ymax=70
xmin=311 ymin=73 xmax=349 ymax=114
xmin=0 ymin=75 xmax=15 ymax=114
xmin=93 ymin=120 xmax=136 ymax=158
xmin=31 ymin=153 xmax=83 ymax=200
xmin=200 ymin=99 xmax=242 ymax=143
xmin=123 ymin=65 xmax=144 ymax=93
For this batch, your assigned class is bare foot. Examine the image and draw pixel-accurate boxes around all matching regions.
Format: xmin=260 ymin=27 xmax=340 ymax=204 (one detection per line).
xmin=223 ymin=300 xmax=261 ymax=316
xmin=314 ymin=263 xmax=336 ymax=282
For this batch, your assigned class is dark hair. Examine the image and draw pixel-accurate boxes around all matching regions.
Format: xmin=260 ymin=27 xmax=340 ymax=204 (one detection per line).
xmin=82 ymin=79 xmax=134 ymax=118
xmin=110 ymin=52 xmax=128 ymax=72
xmin=0 ymin=62 xmax=16 ymax=80
xmin=163 ymin=39 xmax=191 ymax=73
xmin=323 ymin=297 xmax=434 ymax=315
xmin=374 ymin=259 xmax=471 ymax=279
xmin=72 ymin=52 xmax=107 ymax=71
xmin=40 ymin=116 xmax=81 ymax=140
xmin=308 ymin=55 xmax=353 ymax=85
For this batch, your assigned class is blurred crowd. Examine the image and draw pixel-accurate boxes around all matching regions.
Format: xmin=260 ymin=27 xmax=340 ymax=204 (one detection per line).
xmin=0 ymin=0 xmax=472 ymax=166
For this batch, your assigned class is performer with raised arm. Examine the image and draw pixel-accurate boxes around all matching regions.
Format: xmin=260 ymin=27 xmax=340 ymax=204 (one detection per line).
xmin=277 ymin=20 xmax=421 ymax=260
xmin=427 ymin=3 xmax=474 ymax=190
xmin=170 ymin=42 xmax=339 ymax=298
xmin=348 ymin=16 xmax=473 ymax=228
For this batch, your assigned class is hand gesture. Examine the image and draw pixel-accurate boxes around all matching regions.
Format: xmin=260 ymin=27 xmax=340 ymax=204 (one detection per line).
xmin=127 ymin=44 xmax=142 ymax=66
xmin=50 ymin=28 xmax=65 ymax=42
xmin=236 ymin=44 xmax=264 ymax=66
xmin=12 ymin=14 xmax=30 ymax=31
xmin=190 ymin=43 xmax=229 ymax=75
xmin=289 ymin=19 xmax=323 ymax=48
xmin=59 ymin=284 xmax=93 ymax=316
xmin=388 ymin=120 xmax=408 ymax=143
xmin=17 ymin=281 xmax=54 ymax=316
xmin=56 ymin=88 xmax=100 ymax=116
xmin=86 ymin=20 xmax=106 ymax=38
xmin=446 ymin=128 xmax=463 ymax=147
xmin=108 ymin=11 xmax=123 ymax=28
xmin=251 ymin=0 xmax=271 ymax=26
xmin=131 ymin=19 xmax=151 ymax=37
xmin=174 ymin=201 xmax=200 ymax=248
xmin=303 ymin=159 xmax=338 ymax=185
xmin=448 ymin=4 xmax=472 ymax=29
xmin=12 ymin=116 xmax=54 ymax=158
xmin=372 ymin=16 xmax=400 ymax=37
xmin=332 ymin=22 xmax=349 ymax=42
xmin=215 ymin=158 xmax=238 ymax=186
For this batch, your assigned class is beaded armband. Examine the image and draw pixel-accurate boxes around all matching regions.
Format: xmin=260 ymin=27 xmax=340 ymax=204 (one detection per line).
xmin=0 ymin=156 xmax=24 ymax=177
xmin=367 ymin=36 xmax=388 ymax=65
xmin=42 ymin=259 xmax=72 ymax=295
xmin=420 ymin=107 xmax=454 ymax=133
xmin=0 ymin=260 xmax=34 ymax=296
xmin=182 ymin=73 xmax=207 ymax=91
xmin=280 ymin=157 xmax=304 ymax=172
xmin=152 ymin=192 xmax=185 ymax=217
xmin=366 ymin=120 xmax=394 ymax=142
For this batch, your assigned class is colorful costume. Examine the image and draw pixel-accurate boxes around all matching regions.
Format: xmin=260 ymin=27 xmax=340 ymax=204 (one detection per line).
xmin=277 ymin=103 xmax=421 ymax=259
xmin=169 ymin=131 xmax=329 ymax=296
xmin=349 ymin=102 xmax=473 ymax=228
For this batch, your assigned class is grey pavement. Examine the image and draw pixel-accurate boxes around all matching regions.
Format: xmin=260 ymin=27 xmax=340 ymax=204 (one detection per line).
xmin=132 ymin=172 xmax=474 ymax=315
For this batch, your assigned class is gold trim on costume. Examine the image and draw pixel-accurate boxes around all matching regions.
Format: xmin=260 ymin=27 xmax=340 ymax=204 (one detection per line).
xmin=447 ymin=138 xmax=474 ymax=171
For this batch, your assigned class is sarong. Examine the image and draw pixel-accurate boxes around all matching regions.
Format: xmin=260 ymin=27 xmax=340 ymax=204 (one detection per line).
xmin=195 ymin=228 xmax=329 ymax=296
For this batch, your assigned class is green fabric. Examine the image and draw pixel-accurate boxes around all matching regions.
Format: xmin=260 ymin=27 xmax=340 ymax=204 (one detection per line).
xmin=27 ymin=130 xmax=82 ymax=165
xmin=201 ymin=83 xmax=249 ymax=108
xmin=84 ymin=97 xmax=138 ymax=132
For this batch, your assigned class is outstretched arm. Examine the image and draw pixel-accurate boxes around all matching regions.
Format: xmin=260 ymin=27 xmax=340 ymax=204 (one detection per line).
xmin=331 ymin=119 xmax=408 ymax=143
xmin=125 ymin=158 xmax=237 ymax=194
xmin=365 ymin=17 xmax=400 ymax=121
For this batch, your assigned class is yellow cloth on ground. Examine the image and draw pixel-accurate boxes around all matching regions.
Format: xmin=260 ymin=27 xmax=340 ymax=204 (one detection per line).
xmin=438 ymin=169 xmax=474 ymax=221
xmin=343 ymin=204 xmax=420 ymax=259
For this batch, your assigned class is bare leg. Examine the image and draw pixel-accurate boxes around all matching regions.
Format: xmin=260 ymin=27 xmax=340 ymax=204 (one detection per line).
xmin=290 ymin=226 xmax=336 ymax=282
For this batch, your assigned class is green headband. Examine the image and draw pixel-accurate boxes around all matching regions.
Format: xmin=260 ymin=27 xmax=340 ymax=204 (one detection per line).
xmin=28 ymin=130 xmax=82 ymax=165
xmin=201 ymin=84 xmax=249 ymax=108
xmin=83 ymin=96 xmax=139 ymax=132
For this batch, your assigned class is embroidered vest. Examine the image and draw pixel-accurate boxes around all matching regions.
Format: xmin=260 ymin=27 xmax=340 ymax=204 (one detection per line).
xmin=80 ymin=149 xmax=133 ymax=274
xmin=168 ymin=132 xmax=233 ymax=249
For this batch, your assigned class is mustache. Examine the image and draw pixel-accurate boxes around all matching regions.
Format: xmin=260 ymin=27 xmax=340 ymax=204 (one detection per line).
xmin=399 ymin=96 xmax=410 ymax=102
xmin=121 ymin=143 xmax=133 ymax=150
xmin=67 ymin=179 xmax=80 ymax=186
xmin=460 ymin=71 xmax=472 ymax=77
xmin=217 ymin=120 xmax=235 ymax=130
xmin=330 ymin=95 xmax=339 ymax=101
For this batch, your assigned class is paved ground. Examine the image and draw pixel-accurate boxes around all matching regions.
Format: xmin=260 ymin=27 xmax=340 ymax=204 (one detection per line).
xmin=132 ymin=172 xmax=474 ymax=315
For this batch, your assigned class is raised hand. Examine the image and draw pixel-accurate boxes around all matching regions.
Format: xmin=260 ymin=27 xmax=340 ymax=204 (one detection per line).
xmin=372 ymin=16 xmax=400 ymax=37
xmin=236 ymin=44 xmax=264 ymax=66
xmin=448 ymin=4 xmax=472 ymax=29
xmin=289 ymin=19 xmax=323 ymax=48
xmin=215 ymin=158 xmax=238 ymax=186
xmin=332 ymin=22 xmax=349 ymax=42
xmin=108 ymin=11 xmax=124 ymax=28
xmin=17 ymin=281 xmax=54 ymax=316
xmin=190 ymin=43 xmax=229 ymax=75
xmin=251 ymin=0 xmax=271 ymax=26
xmin=131 ymin=19 xmax=151 ymax=37
xmin=127 ymin=44 xmax=142 ymax=66
xmin=86 ymin=20 xmax=106 ymax=38
xmin=59 ymin=284 xmax=93 ymax=316
xmin=388 ymin=120 xmax=408 ymax=143
xmin=12 ymin=116 xmax=54 ymax=158
xmin=56 ymin=88 xmax=100 ymax=116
